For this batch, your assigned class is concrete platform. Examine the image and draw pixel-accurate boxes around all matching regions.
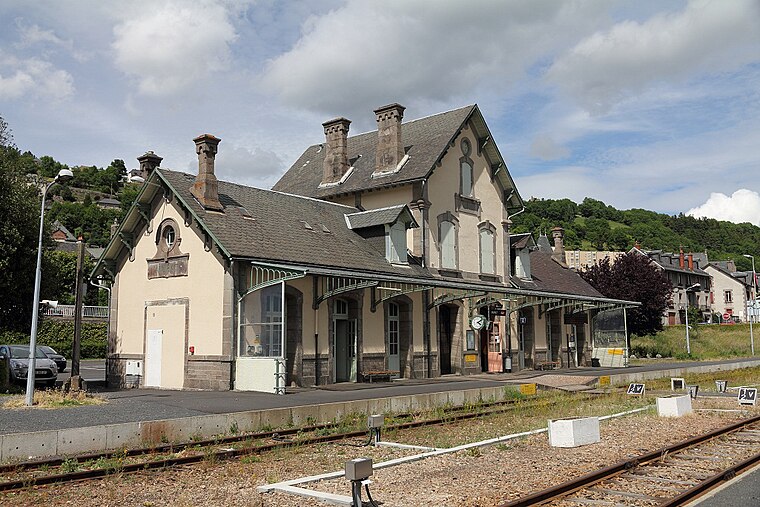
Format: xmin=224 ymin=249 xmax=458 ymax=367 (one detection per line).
xmin=0 ymin=357 xmax=758 ymax=461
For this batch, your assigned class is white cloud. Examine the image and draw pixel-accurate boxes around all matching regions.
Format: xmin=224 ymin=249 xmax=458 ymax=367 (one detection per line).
xmin=112 ymin=0 xmax=237 ymax=96
xmin=547 ymin=0 xmax=760 ymax=113
xmin=529 ymin=134 xmax=570 ymax=160
xmin=188 ymin=144 xmax=285 ymax=189
xmin=0 ymin=52 xmax=74 ymax=101
xmin=687 ymin=189 xmax=760 ymax=226
xmin=260 ymin=0 xmax=609 ymax=119
xmin=14 ymin=19 xmax=72 ymax=50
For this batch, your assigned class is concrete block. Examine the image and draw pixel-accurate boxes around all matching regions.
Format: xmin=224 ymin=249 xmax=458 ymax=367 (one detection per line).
xmin=58 ymin=425 xmax=108 ymax=456
xmin=462 ymin=389 xmax=482 ymax=406
xmin=3 ymin=430 xmax=58 ymax=460
xmin=365 ymin=398 xmax=390 ymax=416
xmin=232 ymin=411 xmax=262 ymax=433
xmin=657 ymin=395 xmax=693 ymax=417
xmin=548 ymin=417 xmax=600 ymax=448
xmin=106 ymin=421 xmax=143 ymax=450
xmin=291 ymin=403 xmax=321 ymax=426
xmin=258 ymin=408 xmax=291 ymax=430
xmin=390 ymin=395 xmax=413 ymax=413
xmin=447 ymin=390 xmax=465 ymax=408
xmin=318 ymin=402 xmax=349 ymax=424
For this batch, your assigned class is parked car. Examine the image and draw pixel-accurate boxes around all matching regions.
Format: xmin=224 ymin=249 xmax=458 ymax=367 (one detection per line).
xmin=0 ymin=345 xmax=58 ymax=388
xmin=38 ymin=345 xmax=66 ymax=373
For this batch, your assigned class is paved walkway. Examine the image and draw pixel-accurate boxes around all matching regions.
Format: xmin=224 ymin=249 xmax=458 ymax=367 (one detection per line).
xmin=1 ymin=358 xmax=757 ymax=436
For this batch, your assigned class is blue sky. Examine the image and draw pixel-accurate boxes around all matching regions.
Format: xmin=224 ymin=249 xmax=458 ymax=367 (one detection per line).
xmin=1 ymin=0 xmax=759 ymax=223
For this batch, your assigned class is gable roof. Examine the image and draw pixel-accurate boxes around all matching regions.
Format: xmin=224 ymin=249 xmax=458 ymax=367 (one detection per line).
xmin=272 ymin=104 xmax=523 ymax=209
xmin=154 ymin=169 xmax=428 ymax=277
xmin=344 ymin=205 xmax=418 ymax=230
xmin=629 ymin=247 xmax=710 ymax=277
xmin=513 ymin=251 xmax=604 ymax=298
xmin=510 ymin=232 xmax=534 ymax=250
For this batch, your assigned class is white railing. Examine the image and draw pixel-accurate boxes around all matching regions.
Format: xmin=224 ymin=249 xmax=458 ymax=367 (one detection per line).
xmin=42 ymin=305 xmax=108 ymax=319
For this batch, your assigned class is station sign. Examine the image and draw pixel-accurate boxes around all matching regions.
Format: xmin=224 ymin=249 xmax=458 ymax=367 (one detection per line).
xmin=738 ymin=387 xmax=757 ymax=406
xmin=564 ymin=313 xmax=588 ymax=325
xmin=520 ymin=383 xmax=537 ymax=396
xmin=626 ymin=383 xmax=645 ymax=396
xmin=490 ymin=309 xmax=507 ymax=316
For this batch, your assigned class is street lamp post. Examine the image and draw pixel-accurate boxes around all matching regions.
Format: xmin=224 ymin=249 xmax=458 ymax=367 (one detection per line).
xmin=684 ymin=283 xmax=700 ymax=356
xmin=743 ymin=254 xmax=756 ymax=356
xmin=26 ymin=169 xmax=73 ymax=406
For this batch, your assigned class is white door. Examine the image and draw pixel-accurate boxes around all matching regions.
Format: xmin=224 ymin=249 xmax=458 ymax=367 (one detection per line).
xmin=388 ymin=303 xmax=400 ymax=373
xmin=145 ymin=329 xmax=162 ymax=387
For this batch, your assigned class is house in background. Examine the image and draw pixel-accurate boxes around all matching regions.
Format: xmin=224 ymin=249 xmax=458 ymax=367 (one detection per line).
xmin=564 ymin=250 xmax=625 ymax=271
xmin=630 ymin=246 xmax=711 ymax=325
xmin=704 ymin=260 xmax=755 ymax=323
xmin=92 ymin=104 xmax=635 ymax=392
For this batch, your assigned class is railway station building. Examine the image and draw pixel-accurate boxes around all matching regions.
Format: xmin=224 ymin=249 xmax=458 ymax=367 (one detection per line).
xmin=93 ymin=104 xmax=635 ymax=392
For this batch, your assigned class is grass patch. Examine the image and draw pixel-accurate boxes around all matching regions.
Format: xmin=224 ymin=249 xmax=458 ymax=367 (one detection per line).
xmin=642 ymin=366 xmax=760 ymax=391
xmin=2 ymin=389 xmax=107 ymax=409
xmin=631 ymin=323 xmax=755 ymax=360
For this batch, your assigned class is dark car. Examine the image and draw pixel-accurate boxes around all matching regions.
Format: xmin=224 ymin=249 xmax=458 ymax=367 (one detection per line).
xmin=0 ymin=345 xmax=58 ymax=388
xmin=39 ymin=345 xmax=66 ymax=373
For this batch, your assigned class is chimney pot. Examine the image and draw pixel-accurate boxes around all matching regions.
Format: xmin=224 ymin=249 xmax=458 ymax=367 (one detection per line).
xmin=321 ymin=118 xmax=351 ymax=185
xmin=688 ymin=252 xmax=694 ymax=271
xmin=679 ymin=247 xmax=685 ymax=269
xmin=137 ymin=151 xmax=163 ymax=179
xmin=190 ymin=134 xmax=223 ymax=211
xmin=373 ymin=103 xmax=405 ymax=175
xmin=551 ymin=226 xmax=565 ymax=264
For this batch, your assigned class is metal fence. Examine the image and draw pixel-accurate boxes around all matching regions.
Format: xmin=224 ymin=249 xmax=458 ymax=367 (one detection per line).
xmin=42 ymin=305 xmax=108 ymax=319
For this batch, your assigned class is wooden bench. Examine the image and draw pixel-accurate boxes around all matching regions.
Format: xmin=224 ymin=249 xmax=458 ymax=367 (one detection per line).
xmin=536 ymin=361 xmax=561 ymax=371
xmin=361 ymin=370 xmax=400 ymax=383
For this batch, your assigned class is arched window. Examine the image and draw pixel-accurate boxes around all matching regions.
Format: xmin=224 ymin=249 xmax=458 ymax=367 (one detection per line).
xmin=460 ymin=138 xmax=474 ymax=197
xmin=479 ymin=226 xmax=495 ymax=274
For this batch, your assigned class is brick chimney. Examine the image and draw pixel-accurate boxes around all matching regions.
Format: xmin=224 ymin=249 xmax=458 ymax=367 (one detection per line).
xmin=634 ymin=240 xmax=641 ymax=250
xmin=373 ymin=103 xmax=405 ymax=176
xmin=191 ymin=134 xmax=223 ymax=211
xmin=321 ymin=118 xmax=351 ymax=185
xmin=679 ymin=247 xmax=685 ymax=269
xmin=688 ymin=252 xmax=694 ymax=271
xmin=551 ymin=226 xmax=565 ymax=263
xmin=137 ymin=151 xmax=162 ymax=179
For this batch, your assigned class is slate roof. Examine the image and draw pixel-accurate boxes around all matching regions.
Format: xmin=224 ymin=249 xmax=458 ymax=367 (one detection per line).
xmin=273 ymin=105 xmax=523 ymax=206
xmin=344 ymin=205 xmax=417 ymax=230
xmin=513 ymin=251 xmax=604 ymax=298
xmin=632 ymin=248 xmax=710 ymax=277
xmin=510 ymin=233 xmax=533 ymax=250
xmin=158 ymin=169 xmax=429 ymax=277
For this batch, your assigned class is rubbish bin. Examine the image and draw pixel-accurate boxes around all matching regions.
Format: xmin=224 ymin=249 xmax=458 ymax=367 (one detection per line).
xmin=591 ymin=358 xmax=601 ymax=367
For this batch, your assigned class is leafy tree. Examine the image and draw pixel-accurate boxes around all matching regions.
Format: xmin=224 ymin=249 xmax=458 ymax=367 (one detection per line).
xmin=585 ymin=218 xmax=610 ymax=250
xmin=580 ymin=253 xmax=672 ymax=336
xmin=0 ymin=144 xmax=42 ymax=332
xmin=607 ymin=228 xmax=631 ymax=251
xmin=99 ymin=159 xmax=126 ymax=194
xmin=0 ymin=114 xmax=13 ymax=148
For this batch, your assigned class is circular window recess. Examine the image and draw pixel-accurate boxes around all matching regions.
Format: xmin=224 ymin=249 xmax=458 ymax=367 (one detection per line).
xmin=461 ymin=138 xmax=471 ymax=156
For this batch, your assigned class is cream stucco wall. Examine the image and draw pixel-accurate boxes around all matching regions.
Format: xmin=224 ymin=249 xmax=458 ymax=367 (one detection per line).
xmin=426 ymin=123 xmax=506 ymax=275
xmin=114 ymin=198 xmax=226 ymax=358
xmin=705 ymin=266 xmax=748 ymax=320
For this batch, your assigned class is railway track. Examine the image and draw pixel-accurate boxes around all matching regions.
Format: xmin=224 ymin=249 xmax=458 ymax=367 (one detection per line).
xmin=0 ymin=392 xmax=597 ymax=493
xmin=500 ymin=414 xmax=760 ymax=507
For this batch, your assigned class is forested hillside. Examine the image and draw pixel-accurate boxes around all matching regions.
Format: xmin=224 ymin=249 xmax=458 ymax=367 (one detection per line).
xmin=511 ymin=197 xmax=760 ymax=272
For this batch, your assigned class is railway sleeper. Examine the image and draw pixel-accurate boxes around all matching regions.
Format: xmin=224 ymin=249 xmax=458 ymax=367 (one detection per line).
xmin=621 ymin=472 xmax=698 ymax=486
xmin=586 ymin=487 xmax=664 ymax=501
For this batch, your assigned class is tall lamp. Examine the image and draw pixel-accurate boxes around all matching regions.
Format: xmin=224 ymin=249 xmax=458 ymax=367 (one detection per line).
xmin=743 ymin=254 xmax=756 ymax=356
xmin=26 ymin=168 xmax=74 ymax=406
xmin=684 ymin=283 xmax=700 ymax=356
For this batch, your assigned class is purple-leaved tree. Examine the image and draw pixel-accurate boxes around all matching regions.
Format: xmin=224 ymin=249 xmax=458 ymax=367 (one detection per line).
xmin=580 ymin=253 xmax=672 ymax=336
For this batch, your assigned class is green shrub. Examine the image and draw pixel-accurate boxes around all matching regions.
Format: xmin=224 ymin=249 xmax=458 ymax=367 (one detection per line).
xmin=0 ymin=320 xmax=106 ymax=358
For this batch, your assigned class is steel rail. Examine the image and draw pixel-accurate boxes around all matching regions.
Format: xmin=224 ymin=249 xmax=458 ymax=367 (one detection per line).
xmin=499 ymin=414 xmax=760 ymax=507
xmin=0 ymin=393 xmax=572 ymax=475
xmin=0 ymin=394 xmax=598 ymax=492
